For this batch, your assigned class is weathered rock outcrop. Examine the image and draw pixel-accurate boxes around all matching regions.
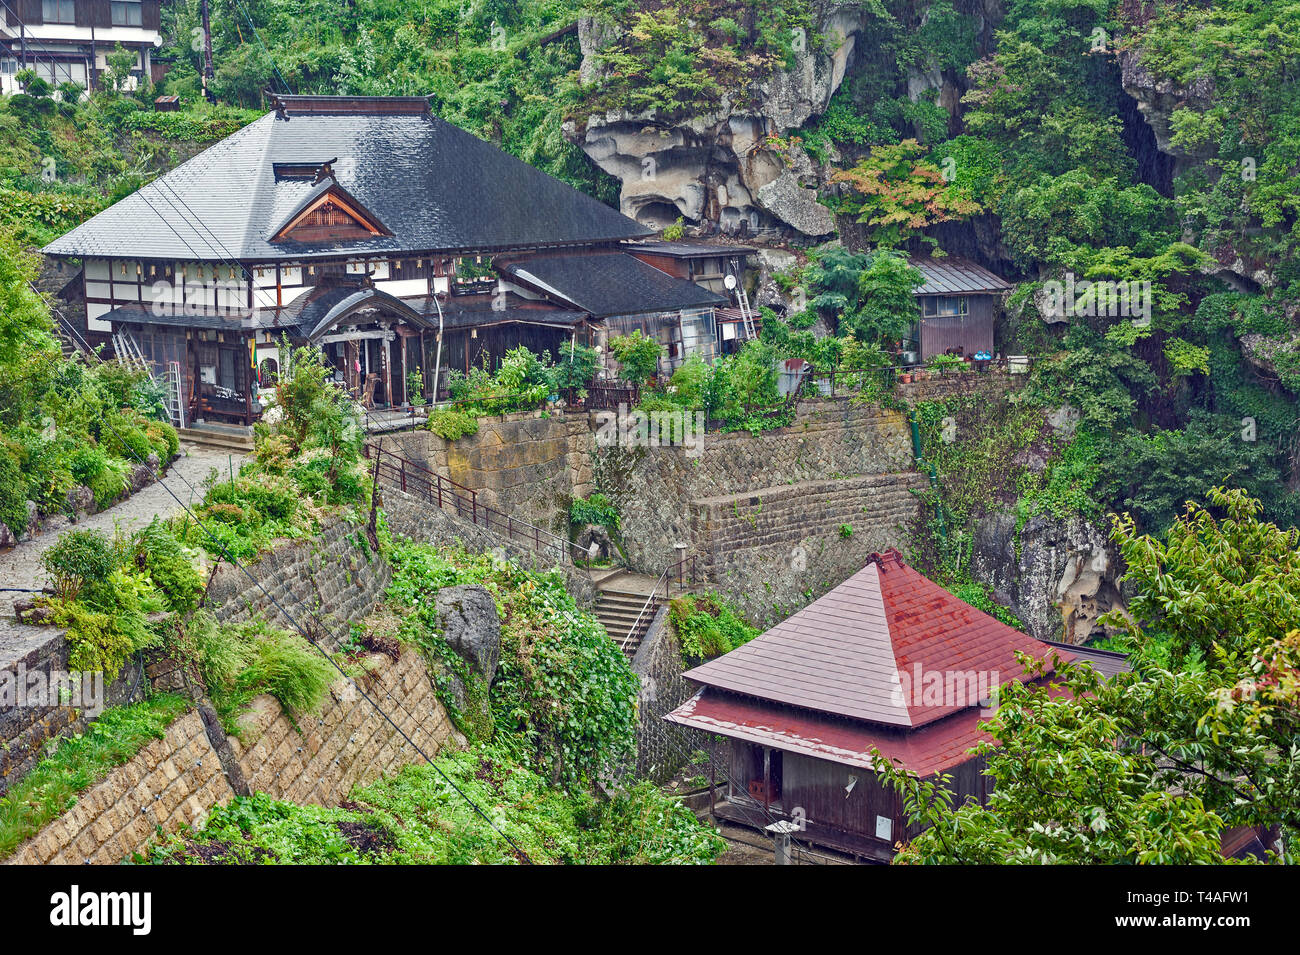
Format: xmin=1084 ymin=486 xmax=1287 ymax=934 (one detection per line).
xmin=972 ymin=511 xmax=1124 ymax=645
xmin=1117 ymin=45 xmax=1215 ymax=180
xmin=435 ymin=584 xmax=502 ymax=686
xmin=567 ymin=5 xmax=874 ymax=237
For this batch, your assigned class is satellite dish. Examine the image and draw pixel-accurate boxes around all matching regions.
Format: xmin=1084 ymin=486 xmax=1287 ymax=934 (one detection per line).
xmin=723 ymin=274 xmax=737 ymax=290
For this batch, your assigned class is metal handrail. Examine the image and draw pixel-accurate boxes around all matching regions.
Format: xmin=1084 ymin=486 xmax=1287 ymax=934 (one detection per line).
xmin=622 ymin=567 xmax=670 ymax=656
xmin=621 ymin=552 xmax=697 ymax=654
xmin=363 ymin=442 xmax=578 ymax=564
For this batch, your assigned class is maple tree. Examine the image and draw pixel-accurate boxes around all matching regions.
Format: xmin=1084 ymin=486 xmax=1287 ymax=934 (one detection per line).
xmin=830 ymin=139 xmax=982 ymax=248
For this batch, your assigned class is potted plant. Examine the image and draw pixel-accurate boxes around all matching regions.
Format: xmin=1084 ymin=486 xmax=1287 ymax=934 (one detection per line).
xmin=928 ymin=354 xmax=964 ymax=377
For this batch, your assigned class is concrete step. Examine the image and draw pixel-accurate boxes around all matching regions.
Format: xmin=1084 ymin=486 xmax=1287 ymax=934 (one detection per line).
xmin=178 ymin=426 xmax=255 ymax=452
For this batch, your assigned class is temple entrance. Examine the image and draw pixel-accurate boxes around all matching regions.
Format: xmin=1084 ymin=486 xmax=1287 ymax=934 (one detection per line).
xmin=320 ymin=322 xmax=405 ymax=408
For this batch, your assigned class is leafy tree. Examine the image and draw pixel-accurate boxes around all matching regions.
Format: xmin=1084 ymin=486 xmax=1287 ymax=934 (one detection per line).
xmin=802 ymin=246 xmax=922 ymax=346
xmin=608 ymin=330 xmax=662 ymax=385
xmin=998 ymin=170 xmax=1178 ymax=271
xmin=878 ymin=488 xmax=1298 ymax=863
xmin=829 ymin=140 xmax=981 ymax=248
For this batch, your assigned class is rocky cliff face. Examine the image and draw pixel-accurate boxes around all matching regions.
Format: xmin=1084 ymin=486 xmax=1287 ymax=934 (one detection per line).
xmin=972 ymin=511 xmax=1125 ymax=645
xmin=566 ymin=5 xmax=874 ymax=239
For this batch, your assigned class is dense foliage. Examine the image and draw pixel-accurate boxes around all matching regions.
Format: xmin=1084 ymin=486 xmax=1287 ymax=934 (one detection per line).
xmin=384 ymin=541 xmax=639 ymax=788
xmin=880 ymin=489 xmax=1299 ymax=863
xmin=145 ymin=743 xmax=723 ymax=864
xmin=668 ymin=592 xmax=759 ymax=665
xmin=0 ymin=229 xmax=178 ymax=537
xmin=34 ymin=519 xmax=201 ymax=680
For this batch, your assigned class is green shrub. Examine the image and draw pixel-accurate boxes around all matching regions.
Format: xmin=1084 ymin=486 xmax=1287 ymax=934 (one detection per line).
xmin=100 ymin=412 xmax=154 ymax=464
xmin=549 ymin=341 xmax=599 ymax=392
xmin=16 ymin=428 xmax=76 ymax=513
xmin=569 ymin=493 xmax=620 ymax=531
xmin=134 ymin=518 xmax=203 ymax=614
xmin=41 ymin=528 xmax=116 ymax=600
xmin=68 ymin=444 xmax=129 ymax=508
xmin=668 ymin=592 xmax=759 ymax=664
xmin=51 ymin=600 xmax=138 ymax=677
xmin=608 ymin=330 xmax=662 ymax=384
xmin=0 ymin=447 xmax=28 ymax=536
xmin=144 ymin=419 xmax=179 ymax=461
xmin=427 ymin=407 xmax=480 ymax=440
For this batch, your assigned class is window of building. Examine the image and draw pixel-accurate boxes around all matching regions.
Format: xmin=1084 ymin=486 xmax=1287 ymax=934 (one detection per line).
xmin=111 ymin=1 xmax=143 ymax=26
xmin=42 ymin=0 xmax=76 ymax=24
xmin=33 ymin=60 xmax=87 ymax=87
xmin=920 ymin=295 xmax=969 ymax=319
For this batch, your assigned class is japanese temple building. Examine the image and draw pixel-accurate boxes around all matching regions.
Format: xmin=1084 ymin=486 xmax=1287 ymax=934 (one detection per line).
xmin=665 ymin=549 xmax=1128 ymax=861
xmin=43 ymin=94 xmax=733 ymax=428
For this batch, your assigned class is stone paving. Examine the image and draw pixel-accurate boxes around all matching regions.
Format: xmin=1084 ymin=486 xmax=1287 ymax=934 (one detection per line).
xmin=0 ymin=444 xmax=246 ymax=596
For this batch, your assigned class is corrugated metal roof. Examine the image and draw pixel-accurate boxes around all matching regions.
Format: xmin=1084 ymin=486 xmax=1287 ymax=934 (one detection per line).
xmin=626 ymin=240 xmax=756 ymax=258
xmin=908 ymin=256 xmax=1012 ymax=295
xmin=1042 ymin=640 xmax=1131 ymax=678
xmin=681 ymin=549 xmax=1068 ymax=728
xmin=498 ymin=250 xmax=727 ymax=318
xmin=44 ymin=103 xmax=651 ymax=261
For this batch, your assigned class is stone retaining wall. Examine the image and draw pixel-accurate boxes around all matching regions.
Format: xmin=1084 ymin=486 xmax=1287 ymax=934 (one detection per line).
xmin=206 ymin=519 xmax=392 ymax=649
xmin=3 ymin=647 xmax=456 ymax=865
xmin=0 ymin=619 xmax=143 ymax=795
xmin=693 ymin=471 xmax=926 ymax=624
xmin=629 ymin=609 xmax=730 ymax=784
xmin=594 ymin=399 xmax=916 ymax=576
xmin=378 ymin=410 xmax=593 ymax=531
xmin=230 ymin=648 xmax=457 ymax=803
xmin=2 ymin=710 xmax=229 ymax=865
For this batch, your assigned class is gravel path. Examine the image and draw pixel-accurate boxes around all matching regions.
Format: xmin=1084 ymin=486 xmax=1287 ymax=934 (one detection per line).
xmin=0 ymin=444 xmax=247 ymax=595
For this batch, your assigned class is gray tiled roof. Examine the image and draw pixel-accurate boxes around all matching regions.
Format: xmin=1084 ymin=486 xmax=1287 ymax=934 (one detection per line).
xmin=907 ymin=256 xmax=1012 ymax=295
xmin=44 ymin=104 xmax=651 ymax=261
xmin=498 ymin=250 xmax=727 ymax=318
xmin=98 ymin=286 xmax=586 ymax=336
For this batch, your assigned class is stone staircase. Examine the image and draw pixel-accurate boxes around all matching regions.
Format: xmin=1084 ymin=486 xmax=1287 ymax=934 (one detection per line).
xmin=178 ymin=424 xmax=255 ymax=452
xmin=592 ymin=572 xmax=664 ymax=660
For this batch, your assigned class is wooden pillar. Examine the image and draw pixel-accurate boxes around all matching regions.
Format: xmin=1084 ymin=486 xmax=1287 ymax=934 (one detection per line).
xmin=381 ymin=333 xmax=392 ymax=407
xmin=419 ymin=331 xmax=428 ymax=399
xmin=763 ymin=748 xmax=771 ymax=816
xmin=346 ymin=340 xmax=359 ymax=397
xmin=399 ymin=334 xmax=408 ymax=405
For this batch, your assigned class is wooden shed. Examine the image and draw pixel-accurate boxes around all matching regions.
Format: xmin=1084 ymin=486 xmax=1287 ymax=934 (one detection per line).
xmin=907 ymin=256 xmax=1012 ymax=362
xmin=665 ymin=549 xmax=1084 ymax=861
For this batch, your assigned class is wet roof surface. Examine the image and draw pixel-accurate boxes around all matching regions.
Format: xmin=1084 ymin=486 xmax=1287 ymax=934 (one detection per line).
xmin=681 ymin=550 xmax=1069 ymax=728
xmin=908 ymin=256 xmax=1013 ymax=295
xmin=46 ymin=103 xmax=651 ymax=261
